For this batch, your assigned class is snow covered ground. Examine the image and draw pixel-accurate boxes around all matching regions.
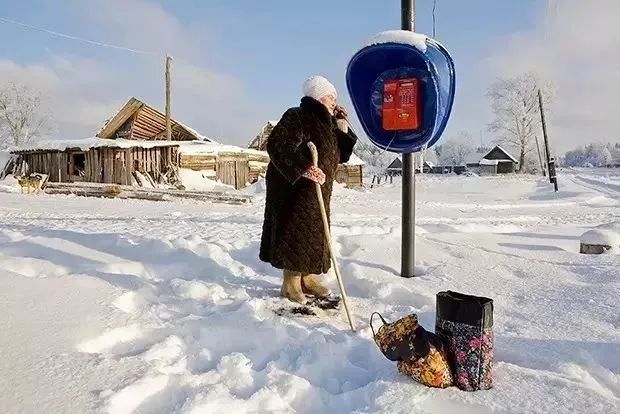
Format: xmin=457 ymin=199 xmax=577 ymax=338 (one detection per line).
xmin=0 ymin=170 xmax=618 ymax=413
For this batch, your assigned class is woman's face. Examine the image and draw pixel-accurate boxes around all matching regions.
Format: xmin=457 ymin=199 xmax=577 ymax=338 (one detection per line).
xmin=319 ymin=94 xmax=337 ymax=115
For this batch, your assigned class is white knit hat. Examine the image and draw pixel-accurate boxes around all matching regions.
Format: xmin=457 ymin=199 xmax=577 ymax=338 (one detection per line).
xmin=303 ymin=75 xmax=337 ymax=101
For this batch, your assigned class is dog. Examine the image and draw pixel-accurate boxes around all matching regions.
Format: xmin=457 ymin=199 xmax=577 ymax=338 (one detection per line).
xmin=17 ymin=174 xmax=43 ymax=194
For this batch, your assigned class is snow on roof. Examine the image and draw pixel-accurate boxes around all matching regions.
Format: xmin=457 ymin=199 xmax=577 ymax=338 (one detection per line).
xmin=479 ymin=158 xmax=499 ymax=166
xmin=177 ymin=140 xmax=267 ymax=157
xmin=11 ymin=138 xmax=181 ymax=152
xmin=364 ymin=30 xmax=428 ymax=53
xmin=174 ymin=120 xmax=216 ymax=143
xmin=345 ymin=153 xmax=365 ymax=166
xmin=483 ymin=145 xmax=519 ymax=163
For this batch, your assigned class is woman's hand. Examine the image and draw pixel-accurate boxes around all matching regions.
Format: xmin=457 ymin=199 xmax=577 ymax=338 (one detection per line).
xmin=302 ymin=166 xmax=326 ymax=185
xmin=334 ymin=105 xmax=348 ymax=120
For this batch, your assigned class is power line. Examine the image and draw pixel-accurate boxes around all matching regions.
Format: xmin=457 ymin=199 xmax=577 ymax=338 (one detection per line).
xmin=432 ymin=0 xmax=437 ymax=38
xmin=0 ymin=16 xmax=159 ymax=56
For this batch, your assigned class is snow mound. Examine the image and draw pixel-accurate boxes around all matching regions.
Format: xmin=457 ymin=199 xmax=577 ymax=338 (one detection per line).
xmin=580 ymin=221 xmax=620 ymax=249
xmin=0 ymin=150 xmax=9 ymax=170
xmin=179 ymin=168 xmax=235 ymax=192
xmin=365 ymin=30 xmax=428 ymax=52
xmin=0 ymin=175 xmax=20 ymax=193
xmin=242 ymin=177 xmax=267 ymax=197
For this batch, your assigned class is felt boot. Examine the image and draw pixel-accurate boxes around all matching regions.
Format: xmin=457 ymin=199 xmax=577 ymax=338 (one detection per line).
xmin=301 ymin=274 xmax=331 ymax=298
xmin=281 ymin=270 xmax=307 ymax=304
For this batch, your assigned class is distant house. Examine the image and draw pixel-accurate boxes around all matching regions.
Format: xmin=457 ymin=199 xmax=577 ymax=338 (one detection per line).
xmin=480 ymin=145 xmax=518 ymax=174
xmin=386 ymin=157 xmax=402 ymax=175
xmin=419 ymin=160 xmax=434 ymax=173
xmin=464 ymin=145 xmax=518 ymax=174
xmin=386 ymin=156 xmax=434 ymax=175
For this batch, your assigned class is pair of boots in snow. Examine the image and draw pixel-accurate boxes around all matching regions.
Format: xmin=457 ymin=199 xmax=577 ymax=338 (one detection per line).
xmin=282 ymin=270 xmax=330 ymax=304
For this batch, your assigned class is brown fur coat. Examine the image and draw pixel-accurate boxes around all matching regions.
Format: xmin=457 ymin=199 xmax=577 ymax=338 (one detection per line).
xmin=259 ymin=97 xmax=357 ymax=274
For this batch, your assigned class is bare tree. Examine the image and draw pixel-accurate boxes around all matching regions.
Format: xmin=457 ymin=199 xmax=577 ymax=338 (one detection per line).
xmin=487 ymin=73 xmax=552 ymax=172
xmin=0 ymin=84 xmax=50 ymax=149
xmin=438 ymin=132 xmax=474 ymax=166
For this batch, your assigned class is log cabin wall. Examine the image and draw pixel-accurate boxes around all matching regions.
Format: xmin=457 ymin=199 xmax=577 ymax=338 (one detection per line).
xmin=15 ymin=145 xmax=180 ymax=186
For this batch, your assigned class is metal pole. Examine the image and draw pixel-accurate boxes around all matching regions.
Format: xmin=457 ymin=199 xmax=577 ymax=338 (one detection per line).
xmin=401 ymin=0 xmax=416 ymax=278
xmin=165 ymin=55 xmax=173 ymax=141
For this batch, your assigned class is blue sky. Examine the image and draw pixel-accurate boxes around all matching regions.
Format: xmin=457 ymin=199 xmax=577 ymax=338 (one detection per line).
xmin=0 ymin=0 xmax=616 ymax=151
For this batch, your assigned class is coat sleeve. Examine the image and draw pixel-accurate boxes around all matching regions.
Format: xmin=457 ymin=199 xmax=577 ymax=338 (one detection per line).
xmin=267 ymin=109 xmax=313 ymax=184
xmin=336 ymin=124 xmax=358 ymax=164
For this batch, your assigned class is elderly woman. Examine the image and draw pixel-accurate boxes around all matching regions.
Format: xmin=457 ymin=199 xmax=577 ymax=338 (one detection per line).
xmin=259 ymin=76 xmax=358 ymax=304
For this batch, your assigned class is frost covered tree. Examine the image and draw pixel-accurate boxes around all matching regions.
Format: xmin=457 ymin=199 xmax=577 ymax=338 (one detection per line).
xmin=584 ymin=143 xmax=613 ymax=167
xmin=562 ymin=143 xmax=617 ymax=167
xmin=487 ymin=73 xmax=552 ymax=172
xmin=0 ymin=84 xmax=49 ymax=150
xmin=353 ymin=139 xmax=393 ymax=172
xmin=562 ymin=147 xmax=587 ymax=167
xmin=438 ymin=132 xmax=473 ymax=166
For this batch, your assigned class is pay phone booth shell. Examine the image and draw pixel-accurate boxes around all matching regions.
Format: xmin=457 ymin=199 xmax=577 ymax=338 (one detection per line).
xmin=346 ymin=34 xmax=455 ymax=153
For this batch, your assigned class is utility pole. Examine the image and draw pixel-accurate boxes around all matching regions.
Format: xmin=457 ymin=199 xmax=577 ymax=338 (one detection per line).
xmin=165 ymin=55 xmax=173 ymax=141
xmin=538 ymin=89 xmax=558 ymax=191
xmin=535 ymin=133 xmax=546 ymax=177
xmin=401 ymin=0 xmax=416 ymax=278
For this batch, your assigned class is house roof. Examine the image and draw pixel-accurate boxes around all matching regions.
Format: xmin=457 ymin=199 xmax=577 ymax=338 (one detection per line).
xmin=11 ymin=137 xmax=180 ymax=153
xmin=387 ymin=157 xmax=403 ymax=169
xmin=345 ymin=153 xmax=366 ymax=166
xmin=483 ymin=145 xmax=518 ymax=163
xmin=97 ymin=97 xmax=214 ymax=142
xmin=248 ymin=120 xmax=279 ymax=149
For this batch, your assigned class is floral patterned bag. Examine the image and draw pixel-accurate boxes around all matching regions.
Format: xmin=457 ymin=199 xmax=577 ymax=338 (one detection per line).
xmin=370 ymin=312 xmax=453 ymax=388
xmin=435 ymin=291 xmax=494 ymax=391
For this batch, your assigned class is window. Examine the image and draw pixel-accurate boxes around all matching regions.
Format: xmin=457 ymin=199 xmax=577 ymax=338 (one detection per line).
xmin=71 ymin=153 xmax=86 ymax=176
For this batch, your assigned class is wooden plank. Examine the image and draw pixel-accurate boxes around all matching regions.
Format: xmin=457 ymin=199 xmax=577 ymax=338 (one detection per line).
xmin=155 ymin=149 xmax=161 ymax=178
xmin=114 ymin=151 xmax=122 ymax=184
xmin=124 ymin=149 xmax=132 ymax=185
xmin=97 ymin=98 xmax=143 ymax=139
xmin=91 ymin=150 xmax=97 ymax=182
xmin=235 ymin=160 xmax=249 ymax=189
xmin=103 ymin=149 xmax=113 ymax=183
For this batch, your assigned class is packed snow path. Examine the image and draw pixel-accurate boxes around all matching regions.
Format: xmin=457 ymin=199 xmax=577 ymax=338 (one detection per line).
xmin=0 ymin=171 xmax=618 ymax=413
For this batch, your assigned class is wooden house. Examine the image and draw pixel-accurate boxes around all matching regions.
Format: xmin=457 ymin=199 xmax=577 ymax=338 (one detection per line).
xmin=248 ymin=120 xmax=278 ymax=151
xmin=386 ymin=157 xmax=403 ymax=176
xmin=10 ymin=138 xmax=180 ymax=186
xmin=466 ymin=145 xmax=518 ymax=174
xmin=336 ymin=154 xmax=365 ymax=188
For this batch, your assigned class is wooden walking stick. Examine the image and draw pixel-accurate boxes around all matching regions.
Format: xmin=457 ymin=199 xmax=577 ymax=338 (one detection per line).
xmin=307 ymin=142 xmax=356 ymax=332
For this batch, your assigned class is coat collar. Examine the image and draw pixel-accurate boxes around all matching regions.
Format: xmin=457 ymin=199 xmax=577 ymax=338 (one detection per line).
xmin=300 ymin=96 xmax=333 ymax=122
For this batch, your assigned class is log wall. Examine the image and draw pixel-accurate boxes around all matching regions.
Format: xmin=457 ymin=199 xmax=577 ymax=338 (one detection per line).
xmin=17 ymin=146 xmax=179 ymax=186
